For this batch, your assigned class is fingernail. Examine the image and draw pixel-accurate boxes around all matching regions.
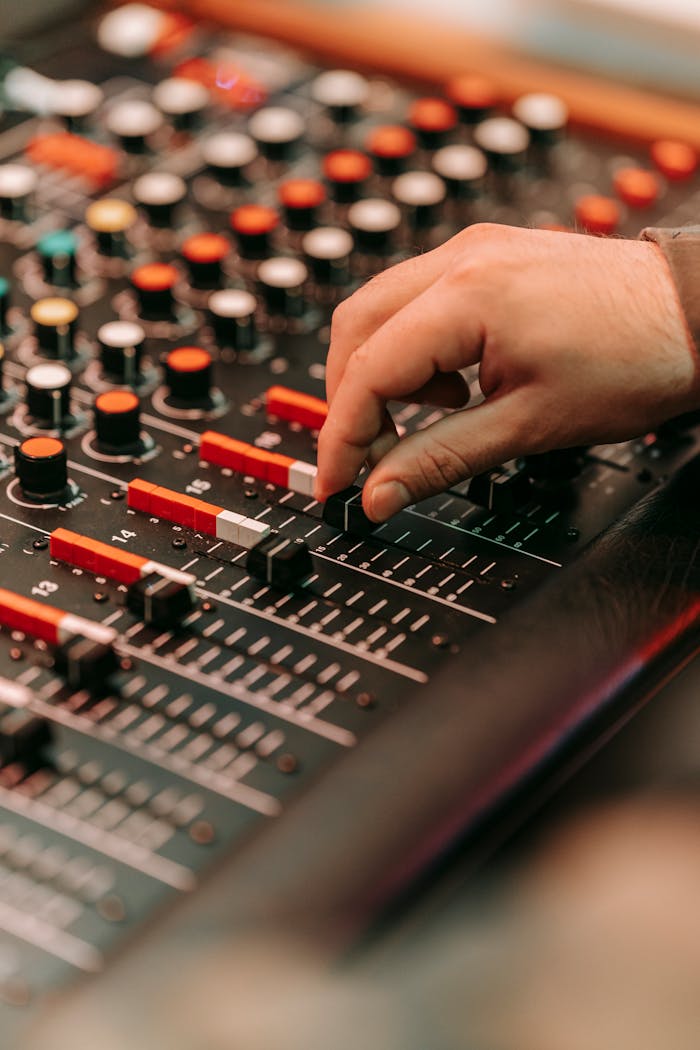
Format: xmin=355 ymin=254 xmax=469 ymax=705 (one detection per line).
xmin=369 ymin=481 xmax=410 ymax=522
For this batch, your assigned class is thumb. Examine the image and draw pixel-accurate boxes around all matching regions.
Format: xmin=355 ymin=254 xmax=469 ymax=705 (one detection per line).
xmin=362 ymin=393 xmax=529 ymax=522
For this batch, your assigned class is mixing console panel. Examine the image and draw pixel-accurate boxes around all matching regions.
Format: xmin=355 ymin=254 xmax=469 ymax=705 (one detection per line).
xmin=0 ymin=2 xmax=699 ymax=1034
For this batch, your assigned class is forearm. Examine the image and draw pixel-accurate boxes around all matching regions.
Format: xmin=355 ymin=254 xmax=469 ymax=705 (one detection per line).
xmin=641 ymin=226 xmax=700 ymax=354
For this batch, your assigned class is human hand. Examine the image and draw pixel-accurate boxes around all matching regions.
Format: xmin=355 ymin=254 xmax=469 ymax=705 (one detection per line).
xmin=315 ymin=223 xmax=698 ymax=522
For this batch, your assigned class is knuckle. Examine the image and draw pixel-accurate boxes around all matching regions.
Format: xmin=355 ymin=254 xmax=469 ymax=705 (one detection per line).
xmin=330 ymin=298 xmax=352 ymax=341
xmin=415 ymin=437 xmax=474 ymax=494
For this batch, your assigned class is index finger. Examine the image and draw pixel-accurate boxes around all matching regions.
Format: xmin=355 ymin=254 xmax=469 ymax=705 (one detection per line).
xmin=325 ymin=235 xmax=466 ymax=404
xmin=316 ymin=276 xmax=484 ymax=499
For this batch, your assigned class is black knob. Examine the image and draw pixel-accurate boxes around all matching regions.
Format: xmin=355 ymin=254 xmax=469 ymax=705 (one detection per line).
xmin=126 ymin=572 xmax=195 ymax=627
xmin=181 ymin=232 xmax=229 ymax=288
xmin=37 ymin=229 xmax=78 ymax=288
xmin=131 ymin=262 xmax=178 ymax=321
xmin=30 ymin=297 xmax=79 ymax=360
xmin=408 ymin=97 xmax=458 ymax=150
xmin=512 ymin=93 xmax=568 ymax=146
xmin=392 ymin=171 xmax=447 ymax=229
xmin=25 ymin=363 xmax=72 ymax=428
xmin=258 ymin=257 xmax=308 ymax=318
xmin=248 ymin=106 xmax=304 ymax=162
xmin=366 ymin=124 xmax=417 ymax=177
xmin=278 ymin=178 xmax=327 ymax=231
xmin=0 ymin=163 xmax=37 ymax=221
xmin=302 ymin=226 xmax=354 ymax=286
xmin=98 ymin=320 xmax=145 ymax=384
xmin=322 ymin=149 xmax=372 ymax=203
xmin=348 ymin=198 xmax=401 ymax=255
xmin=208 ymin=289 xmax=258 ymax=350
xmin=53 ymin=79 xmax=103 ymax=132
xmin=86 ymin=197 xmax=137 ymax=258
xmin=15 ymin=436 xmax=68 ymax=501
xmin=446 ymin=75 xmax=498 ymax=125
xmin=133 ymin=171 xmax=186 ymax=228
xmin=473 ymin=117 xmax=530 ymax=173
xmin=230 ymin=204 xmax=280 ymax=260
xmin=202 ymin=131 xmax=258 ymax=186
xmin=153 ymin=76 xmax=209 ymax=131
xmin=94 ymin=390 xmax=141 ymax=454
xmin=164 ymin=346 xmax=213 ymax=405
xmin=106 ymin=99 xmax=163 ymax=153
xmin=432 ymin=145 xmax=488 ymax=200
xmin=311 ymin=69 xmax=369 ymax=123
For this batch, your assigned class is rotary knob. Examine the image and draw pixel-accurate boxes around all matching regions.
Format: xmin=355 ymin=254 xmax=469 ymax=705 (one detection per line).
xmin=322 ymin=149 xmax=372 ymax=203
xmin=98 ymin=320 xmax=145 ymax=385
xmin=230 ymin=204 xmax=279 ymax=260
xmin=248 ymin=106 xmax=305 ymax=162
xmin=106 ymin=99 xmax=163 ymax=152
xmin=473 ymin=118 xmax=530 ymax=172
xmin=278 ymin=178 xmax=326 ymax=231
xmin=366 ymin=125 xmax=417 ymax=177
xmin=30 ymin=297 xmax=79 ymax=360
xmin=164 ymin=346 xmax=215 ymax=407
xmin=202 ymin=132 xmax=258 ymax=185
xmin=0 ymin=164 xmax=37 ymax=221
xmin=311 ymin=69 xmax=369 ymax=123
xmin=25 ymin=362 xmax=72 ymax=428
xmin=302 ymin=226 xmax=354 ymax=286
xmin=52 ymin=79 xmax=103 ymax=131
xmin=94 ymin=390 xmax=142 ymax=454
xmin=347 ymin=198 xmax=401 ymax=254
xmin=153 ymin=76 xmax=209 ymax=131
xmin=37 ymin=229 xmax=78 ymax=288
xmin=408 ymin=97 xmax=458 ymax=150
xmin=258 ymin=257 xmax=308 ymax=318
xmin=86 ymin=198 xmax=137 ymax=258
xmin=208 ymin=289 xmax=258 ymax=350
xmin=432 ymin=145 xmax=488 ymax=200
xmin=180 ymin=232 xmax=229 ymax=288
xmin=15 ymin=436 xmax=68 ymax=502
xmin=133 ymin=172 xmax=187 ymax=228
xmin=131 ymin=262 xmax=179 ymax=320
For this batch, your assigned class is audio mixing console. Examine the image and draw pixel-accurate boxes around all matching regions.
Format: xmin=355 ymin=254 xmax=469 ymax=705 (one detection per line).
xmin=1 ymin=3 xmax=700 ymax=1040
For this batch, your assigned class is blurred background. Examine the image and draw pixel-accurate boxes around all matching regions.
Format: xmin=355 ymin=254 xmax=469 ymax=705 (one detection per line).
xmin=1 ymin=1 xmax=700 ymax=97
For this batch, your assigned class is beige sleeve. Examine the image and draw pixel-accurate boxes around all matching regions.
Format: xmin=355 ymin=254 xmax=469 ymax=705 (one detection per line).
xmin=641 ymin=226 xmax=700 ymax=352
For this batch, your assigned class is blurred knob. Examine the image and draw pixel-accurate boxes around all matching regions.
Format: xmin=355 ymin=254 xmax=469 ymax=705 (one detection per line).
xmin=98 ymin=320 xmax=145 ymax=384
xmin=180 ymin=232 xmax=229 ymax=288
xmin=30 ymin=297 xmax=79 ymax=360
xmin=258 ymin=257 xmax=308 ymax=318
xmin=311 ymin=69 xmax=369 ymax=123
xmin=302 ymin=226 xmax=353 ymax=286
xmin=37 ymin=229 xmax=78 ymax=288
xmin=106 ymin=99 xmax=163 ymax=152
xmin=153 ymin=76 xmax=209 ymax=130
xmin=348 ymin=198 xmax=401 ymax=254
xmin=86 ymin=197 xmax=137 ymax=258
xmin=230 ymin=204 xmax=279 ymax=259
xmin=133 ymin=172 xmax=186 ymax=228
xmin=208 ymin=289 xmax=258 ymax=350
xmin=25 ymin=362 xmax=72 ymax=428
xmin=202 ymin=131 xmax=258 ymax=185
xmin=473 ymin=117 xmax=530 ymax=172
xmin=0 ymin=163 xmax=37 ymax=221
xmin=248 ymin=106 xmax=304 ymax=161
xmin=131 ymin=262 xmax=179 ymax=320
